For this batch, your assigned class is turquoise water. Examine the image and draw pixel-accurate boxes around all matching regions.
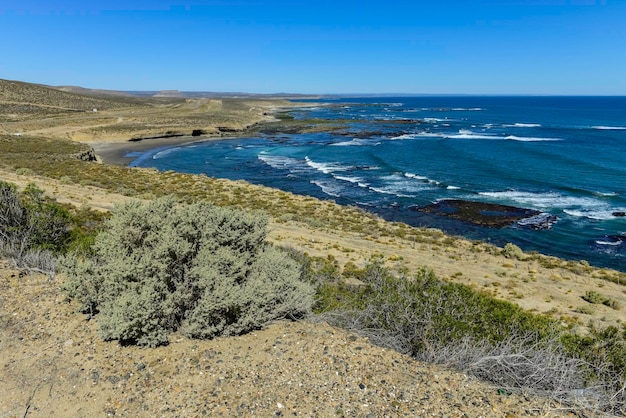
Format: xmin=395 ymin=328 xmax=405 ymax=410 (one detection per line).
xmin=132 ymin=96 xmax=626 ymax=271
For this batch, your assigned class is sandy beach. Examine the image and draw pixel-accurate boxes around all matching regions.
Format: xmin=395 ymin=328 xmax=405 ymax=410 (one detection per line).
xmin=92 ymin=135 xmax=221 ymax=166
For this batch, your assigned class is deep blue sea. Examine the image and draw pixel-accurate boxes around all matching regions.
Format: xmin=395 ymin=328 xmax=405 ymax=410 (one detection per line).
xmin=132 ymin=96 xmax=626 ymax=271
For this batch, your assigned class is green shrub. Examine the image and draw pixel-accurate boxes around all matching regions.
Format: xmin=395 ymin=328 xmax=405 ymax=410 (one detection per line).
xmin=0 ymin=181 xmax=26 ymax=249
xmin=583 ymin=291 xmax=624 ymax=310
xmin=502 ymin=242 xmax=526 ymax=260
xmin=574 ymin=305 xmax=595 ymax=315
xmin=0 ymin=181 xmax=71 ymax=274
xmin=19 ymin=184 xmax=72 ymax=252
xmin=61 ymin=197 xmax=313 ymax=347
xmin=15 ymin=167 xmax=34 ymax=176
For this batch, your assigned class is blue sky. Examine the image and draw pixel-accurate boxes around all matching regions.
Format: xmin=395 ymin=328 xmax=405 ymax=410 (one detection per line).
xmin=1 ymin=0 xmax=624 ymax=94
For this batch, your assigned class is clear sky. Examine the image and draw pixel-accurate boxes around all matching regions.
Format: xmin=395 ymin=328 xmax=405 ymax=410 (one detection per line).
xmin=1 ymin=0 xmax=625 ymax=95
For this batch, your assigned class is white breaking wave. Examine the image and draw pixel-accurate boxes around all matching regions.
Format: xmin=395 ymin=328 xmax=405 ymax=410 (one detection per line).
xmin=404 ymin=172 xmax=441 ymax=186
xmin=479 ymin=190 xmax=623 ymax=220
xmin=479 ymin=190 xmax=599 ymax=209
xmin=420 ymin=108 xmax=482 ymax=112
xmin=368 ymin=186 xmax=413 ymax=198
xmin=391 ymin=132 xmax=445 ymax=140
xmin=593 ymin=191 xmax=619 ymax=198
xmin=310 ymin=180 xmax=342 ymax=198
xmin=333 ymin=175 xmax=369 ymax=188
xmin=449 ymin=130 xmax=499 ymax=140
xmin=152 ymin=147 xmax=182 ymax=160
xmin=505 ymin=135 xmax=562 ymax=142
xmin=332 ymin=138 xmax=372 ymax=146
xmin=258 ymin=154 xmax=302 ymax=171
xmin=592 ymin=126 xmax=626 ymax=130
xmin=369 ymin=174 xmax=437 ymax=198
xmin=404 ymin=172 xmax=429 ymax=181
xmin=405 ymin=171 xmax=456 ymax=189
xmin=595 ymin=240 xmax=622 ymax=246
xmin=563 ymin=209 xmax=626 ymax=221
xmin=385 ymin=130 xmax=560 ymax=142
xmin=305 ymin=156 xmax=352 ymax=174
xmin=503 ymin=123 xmax=542 ymax=128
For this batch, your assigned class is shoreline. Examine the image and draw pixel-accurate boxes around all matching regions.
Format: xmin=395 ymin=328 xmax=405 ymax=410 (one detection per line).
xmin=90 ymin=104 xmax=314 ymax=166
xmin=92 ymin=135 xmax=224 ymax=166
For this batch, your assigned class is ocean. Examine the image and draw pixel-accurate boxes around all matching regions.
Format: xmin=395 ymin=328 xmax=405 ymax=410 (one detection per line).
xmin=131 ymin=96 xmax=626 ymax=271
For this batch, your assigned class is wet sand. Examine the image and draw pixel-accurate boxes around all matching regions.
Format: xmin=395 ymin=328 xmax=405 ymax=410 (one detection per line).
xmin=92 ymin=135 xmax=222 ymax=166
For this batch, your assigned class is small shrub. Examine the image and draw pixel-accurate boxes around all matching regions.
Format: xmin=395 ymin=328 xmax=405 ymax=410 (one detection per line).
xmin=582 ymin=290 xmax=608 ymax=305
xmin=502 ymin=243 xmax=526 ymax=260
xmin=61 ymin=197 xmax=313 ymax=347
xmin=15 ymin=167 xmax=34 ymax=176
xmin=574 ymin=305 xmax=595 ymax=315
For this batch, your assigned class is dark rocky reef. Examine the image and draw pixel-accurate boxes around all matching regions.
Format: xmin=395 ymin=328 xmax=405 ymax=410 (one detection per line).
xmin=411 ymin=199 xmax=557 ymax=229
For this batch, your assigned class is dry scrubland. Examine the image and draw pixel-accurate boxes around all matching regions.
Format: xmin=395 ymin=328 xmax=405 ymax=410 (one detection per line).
xmin=1 ymin=78 xmax=626 ymax=416
xmin=0 ymin=78 xmax=293 ymax=142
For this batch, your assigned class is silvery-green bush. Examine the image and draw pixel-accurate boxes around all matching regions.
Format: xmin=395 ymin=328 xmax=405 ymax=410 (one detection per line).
xmin=61 ymin=197 xmax=313 ymax=347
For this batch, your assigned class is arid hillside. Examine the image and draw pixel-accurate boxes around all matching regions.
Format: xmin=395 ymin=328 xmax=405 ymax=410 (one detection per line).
xmin=2 ymin=79 xmax=625 ymax=417
xmin=0 ymin=78 xmax=292 ymax=142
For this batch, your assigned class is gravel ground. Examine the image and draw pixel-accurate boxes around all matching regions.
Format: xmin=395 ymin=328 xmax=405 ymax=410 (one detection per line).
xmin=0 ymin=263 xmax=579 ymax=417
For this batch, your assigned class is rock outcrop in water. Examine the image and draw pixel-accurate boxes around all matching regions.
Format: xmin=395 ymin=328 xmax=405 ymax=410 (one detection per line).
xmin=514 ymin=212 xmax=558 ymax=230
xmin=412 ymin=199 xmax=557 ymax=229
